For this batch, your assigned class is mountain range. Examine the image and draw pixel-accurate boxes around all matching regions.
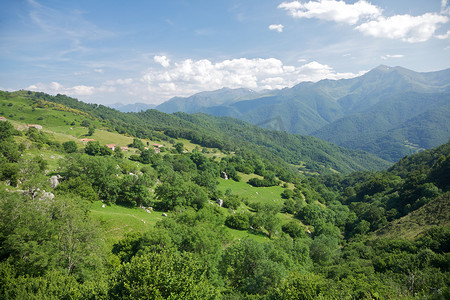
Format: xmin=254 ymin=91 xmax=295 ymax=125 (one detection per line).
xmin=109 ymin=102 xmax=156 ymax=113
xmin=153 ymin=65 xmax=450 ymax=162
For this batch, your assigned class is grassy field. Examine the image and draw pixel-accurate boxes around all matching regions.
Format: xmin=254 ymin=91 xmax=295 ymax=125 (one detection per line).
xmin=217 ymin=177 xmax=285 ymax=206
xmin=90 ymin=201 xmax=166 ymax=246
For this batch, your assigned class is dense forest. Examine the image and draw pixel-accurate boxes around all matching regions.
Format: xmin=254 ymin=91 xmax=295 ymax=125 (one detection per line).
xmin=0 ymin=90 xmax=449 ymax=299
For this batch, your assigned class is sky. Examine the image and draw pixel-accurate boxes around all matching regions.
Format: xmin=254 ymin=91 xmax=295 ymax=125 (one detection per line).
xmin=1 ymin=0 xmax=449 ymax=105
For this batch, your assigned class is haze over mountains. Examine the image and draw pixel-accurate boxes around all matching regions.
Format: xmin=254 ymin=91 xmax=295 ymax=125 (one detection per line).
xmin=149 ymin=65 xmax=450 ymax=162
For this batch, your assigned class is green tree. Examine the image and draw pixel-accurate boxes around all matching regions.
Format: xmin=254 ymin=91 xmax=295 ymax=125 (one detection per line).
xmin=84 ymin=141 xmax=101 ymax=156
xmin=87 ymin=125 xmax=95 ymax=136
xmin=174 ymin=142 xmax=184 ymax=154
xmin=271 ymin=272 xmax=327 ymax=300
xmin=62 ymin=141 xmax=78 ymax=153
xmin=118 ymin=174 xmax=152 ymax=207
xmin=109 ymin=251 xmax=217 ymax=299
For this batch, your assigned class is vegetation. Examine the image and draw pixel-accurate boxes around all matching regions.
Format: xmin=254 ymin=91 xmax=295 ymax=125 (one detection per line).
xmin=0 ymin=90 xmax=449 ymax=299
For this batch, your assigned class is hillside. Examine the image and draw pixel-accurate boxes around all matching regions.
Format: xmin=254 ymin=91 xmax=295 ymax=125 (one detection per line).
xmin=155 ymin=65 xmax=450 ymax=162
xmin=374 ymin=192 xmax=450 ymax=240
xmin=0 ymin=90 xmax=449 ymax=298
xmin=0 ymin=90 xmax=390 ymax=175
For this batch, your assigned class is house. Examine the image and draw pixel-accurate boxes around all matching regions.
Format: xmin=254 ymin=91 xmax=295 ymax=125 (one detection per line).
xmin=80 ymin=138 xmax=95 ymax=142
xmin=154 ymin=147 xmax=161 ymax=154
xmin=106 ymin=144 xmax=116 ymax=151
xmin=27 ymin=124 xmax=43 ymax=130
xmin=120 ymin=146 xmax=128 ymax=151
xmin=153 ymin=144 xmax=163 ymax=148
xmin=0 ymin=117 xmax=6 ymax=121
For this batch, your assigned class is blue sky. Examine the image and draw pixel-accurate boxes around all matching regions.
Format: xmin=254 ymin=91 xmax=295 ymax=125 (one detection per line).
xmin=1 ymin=0 xmax=449 ymax=105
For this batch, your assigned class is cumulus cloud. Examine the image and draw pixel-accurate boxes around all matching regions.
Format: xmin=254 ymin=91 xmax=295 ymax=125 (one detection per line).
xmin=381 ymin=54 xmax=404 ymax=60
xmin=279 ymin=0 xmax=449 ymax=43
xmin=27 ymin=58 xmax=365 ymax=104
xmin=28 ymin=82 xmax=96 ymax=96
xmin=278 ymin=0 xmax=381 ymax=25
xmin=27 ymin=81 xmax=119 ymax=98
xmin=442 ymin=0 xmax=449 ymax=14
xmin=154 ymin=55 xmax=171 ymax=68
xmin=140 ymin=58 xmax=364 ymax=99
xmin=356 ymin=13 xmax=449 ymax=43
xmin=269 ymin=24 xmax=284 ymax=32
xmin=436 ymin=30 xmax=450 ymax=39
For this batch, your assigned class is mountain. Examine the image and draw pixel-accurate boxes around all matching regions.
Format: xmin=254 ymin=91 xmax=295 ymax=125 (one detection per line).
xmin=154 ymin=65 xmax=450 ymax=161
xmin=109 ymin=102 xmax=156 ymax=112
xmin=156 ymin=87 xmax=265 ymax=114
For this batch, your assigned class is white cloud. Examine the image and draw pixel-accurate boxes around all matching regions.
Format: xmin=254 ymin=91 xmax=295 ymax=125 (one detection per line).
xmin=278 ymin=0 xmax=381 ymax=25
xmin=279 ymin=1 xmax=449 ymax=43
xmin=269 ymin=24 xmax=284 ymax=32
xmin=381 ymin=54 xmax=404 ymax=60
xmin=154 ymin=55 xmax=171 ymax=68
xmin=28 ymin=82 xmax=96 ymax=97
xmin=139 ymin=58 xmax=364 ymax=100
xmin=94 ymin=68 xmax=104 ymax=73
xmin=356 ymin=13 xmax=449 ymax=43
xmin=442 ymin=0 xmax=449 ymax=14
xmin=436 ymin=30 xmax=450 ymax=39
xmin=26 ymin=58 xmax=365 ymax=104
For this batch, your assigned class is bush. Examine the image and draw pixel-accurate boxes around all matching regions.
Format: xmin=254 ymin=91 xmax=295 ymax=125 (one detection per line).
xmin=225 ymin=213 xmax=250 ymax=230
xmin=62 ymin=141 xmax=78 ymax=153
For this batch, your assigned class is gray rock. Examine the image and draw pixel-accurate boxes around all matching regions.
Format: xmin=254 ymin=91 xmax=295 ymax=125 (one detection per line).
xmin=216 ymin=198 xmax=224 ymax=207
xmin=49 ymin=175 xmax=61 ymax=188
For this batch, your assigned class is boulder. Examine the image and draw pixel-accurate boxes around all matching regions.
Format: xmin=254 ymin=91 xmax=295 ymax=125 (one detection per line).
xmin=49 ymin=175 xmax=61 ymax=188
xmin=216 ymin=198 xmax=224 ymax=207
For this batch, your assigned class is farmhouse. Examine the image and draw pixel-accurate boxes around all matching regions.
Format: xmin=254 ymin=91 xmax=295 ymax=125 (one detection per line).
xmin=0 ymin=116 xmax=6 ymax=121
xmin=120 ymin=146 xmax=128 ymax=151
xmin=27 ymin=124 xmax=43 ymax=130
xmin=106 ymin=144 xmax=116 ymax=151
xmin=80 ymin=138 xmax=95 ymax=142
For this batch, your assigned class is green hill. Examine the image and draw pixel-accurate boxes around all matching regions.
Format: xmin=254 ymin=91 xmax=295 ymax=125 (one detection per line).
xmin=0 ymin=90 xmax=390 ymax=175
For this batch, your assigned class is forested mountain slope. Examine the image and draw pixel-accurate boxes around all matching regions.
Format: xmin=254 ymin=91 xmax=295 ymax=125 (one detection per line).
xmin=155 ymin=65 xmax=450 ymax=162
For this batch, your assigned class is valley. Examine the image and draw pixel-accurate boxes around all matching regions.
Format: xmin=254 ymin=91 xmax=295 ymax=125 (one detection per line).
xmin=0 ymin=90 xmax=448 ymax=299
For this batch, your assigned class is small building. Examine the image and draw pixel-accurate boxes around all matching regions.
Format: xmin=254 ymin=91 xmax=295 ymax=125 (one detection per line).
xmin=153 ymin=144 xmax=163 ymax=148
xmin=80 ymin=138 xmax=95 ymax=142
xmin=120 ymin=146 xmax=128 ymax=151
xmin=0 ymin=117 xmax=6 ymax=121
xmin=27 ymin=124 xmax=43 ymax=130
xmin=106 ymin=144 xmax=116 ymax=151
xmin=154 ymin=147 xmax=161 ymax=154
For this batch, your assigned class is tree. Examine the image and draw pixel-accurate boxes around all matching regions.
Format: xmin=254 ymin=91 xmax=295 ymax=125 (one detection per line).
xmin=62 ymin=141 xmax=78 ymax=153
xmin=174 ymin=142 xmax=184 ymax=154
xmin=118 ymin=174 xmax=152 ymax=207
xmin=109 ymin=251 xmax=217 ymax=299
xmin=282 ymin=221 xmax=305 ymax=239
xmin=84 ymin=141 xmax=101 ymax=156
xmin=87 ymin=125 xmax=95 ymax=136
xmin=271 ymin=272 xmax=327 ymax=300
xmin=219 ymin=238 xmax=287 ymax=294
xmin=0 ymin=192 xmax=105 ymax=280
